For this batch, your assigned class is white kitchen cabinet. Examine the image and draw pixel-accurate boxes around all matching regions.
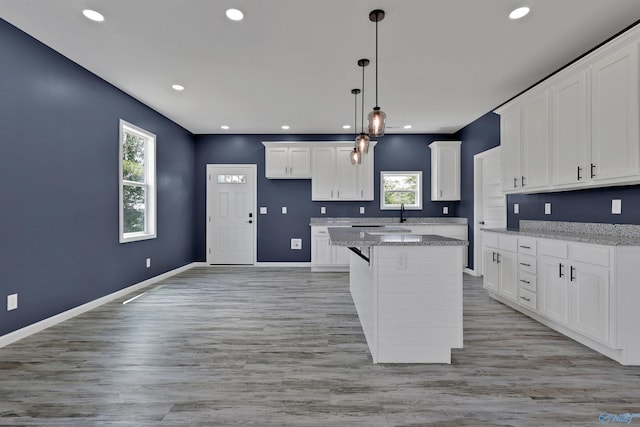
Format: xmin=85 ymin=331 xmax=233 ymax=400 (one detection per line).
xmin=496 ymin=25 xmax=640 ymax=194
xmin=571 ymin=261 xmax=610 ymax=344
xmin=538 ymin=255 xmax=570 ymax=325
xmin=428 ymin=141 xmax=461 ymax=201
xmin=590 ymin=42 xmax=640 ymax=183
xmin=311 ymin=226 xmax=348 ymax=271
xmin=405 ymin=224 xmax=467 ymax=268
xmin=550 ymin=69 xmax=589 ymax=186
xmin=311 ymin=145 xmax=374 ymax=201
xmin=264 ymin=144 xmax=311 ymax=179
xmin=482 ymin=232 xmax=518 ymax=302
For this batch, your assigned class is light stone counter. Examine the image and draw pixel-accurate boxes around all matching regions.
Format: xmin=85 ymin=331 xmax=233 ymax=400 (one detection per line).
xmin=310 ymin=217 xmax=467 ymax=226
xmin=328 ymin=227 xmax=468 ymax=247
xmin=483 ymin=220 xmax=640 ymax=246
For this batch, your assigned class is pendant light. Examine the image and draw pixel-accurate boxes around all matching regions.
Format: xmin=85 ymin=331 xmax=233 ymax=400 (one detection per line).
xmin=356 ymin=58 xmax=370 ymax=154
xmin=367 ymin=9 xmax=386 ymax=137
xmin=350 ymin=88 xmax=362 ymax=165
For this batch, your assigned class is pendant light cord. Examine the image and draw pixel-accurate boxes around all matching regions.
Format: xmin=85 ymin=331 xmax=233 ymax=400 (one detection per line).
xmin=361 ymin=64 xmax=365 ymax=132
xmin=375 ymin=18 xmax=379 ymax=108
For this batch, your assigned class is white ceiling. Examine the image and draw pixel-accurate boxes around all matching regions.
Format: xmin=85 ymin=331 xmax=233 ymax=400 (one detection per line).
xmin=2 ymin=1 xmax=640 ymax=134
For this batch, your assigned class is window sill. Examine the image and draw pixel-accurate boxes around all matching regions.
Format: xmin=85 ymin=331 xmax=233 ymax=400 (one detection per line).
xmin=120 ymin=232 xmax=157 ymax=243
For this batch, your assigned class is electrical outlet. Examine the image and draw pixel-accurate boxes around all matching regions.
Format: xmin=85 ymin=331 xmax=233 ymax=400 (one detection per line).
xmin=291 ymin=238 xmax=302 ymax=250
xmin=443 ymin=206 xmax=449 ymax=215
xmin=545 ymin=203 xmax=552 ymax=215
xmin=281 ymin=206 xmax=287 ymax=214
xmin=612 ymin=199 xmax=622 ymax=215
xmin=360 ymin=207 xmax=365 ymax=214
xmin=146 ymin=258 xmax=151 ymax=268
xmin=396 ymin=252 xmax=407 ymax=270
xmin=260 ymin=207 xmax=267 ymax=214
xmin=321 ymin=206 xmax=326 ymax=214
xmin=7 ymin=294 xmax=17 ymax=311
xmin=514 ymin=203 xmax=520 ymax=214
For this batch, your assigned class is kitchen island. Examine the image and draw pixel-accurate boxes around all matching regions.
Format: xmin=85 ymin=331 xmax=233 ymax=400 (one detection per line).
xmin=329 ymin=227 xmax=468 ymax=364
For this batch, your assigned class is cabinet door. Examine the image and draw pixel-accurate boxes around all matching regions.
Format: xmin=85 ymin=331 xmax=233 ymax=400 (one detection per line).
xmin=311 ymin=235 xmax=332 ymax=266
xmin=521 ymin=90 xmax=550 ymax=190
xmin=571 ymin=262 xmax=610 ymax=344
xmin=500 ymin=105 xmax=522 ymax=192
xmin=591 ymin=43 xmax=640 ymax=182
xmin=335 ymin=147 xmax=359 ymax=199
xmin=332 ymin=246 xmax=350 ymax=266
xmin=538 ymin=256 xmax=569 ymax=325
xmin=498 ymin=251 xmax=518 ymax=302
xmin=265 ymin=147 xmax=290 ymax=178
xmin=551 ymin=70 xmax=588 ymax=186
xmin=431 ymin=142 xmax=461 ymax=201
xmin=482 ymin=248 xmax=500 ymax=292
xmin=311 ymin=147 xmax=336 ymax=200
xmin=357 ymin=149 xmax=374 ymax=200
xmin=288 ymin=147 xmax=311 ymax=178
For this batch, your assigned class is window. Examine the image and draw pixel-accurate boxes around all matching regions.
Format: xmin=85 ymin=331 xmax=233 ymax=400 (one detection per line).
xmin=380 ymin=171 xmax=422 ymax=210
xmin=119 ymin=120 xmax=156 ymax=243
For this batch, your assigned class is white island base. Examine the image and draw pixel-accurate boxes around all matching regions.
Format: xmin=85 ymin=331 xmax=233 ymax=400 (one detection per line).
xmin=349 ymin=245 xmax=463 ymax=364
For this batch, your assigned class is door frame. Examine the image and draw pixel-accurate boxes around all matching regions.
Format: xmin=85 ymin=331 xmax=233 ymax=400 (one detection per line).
xmin=206 ymin=164 xmax=258 ymax=265
xmin=473 ymin=147 xmax=505 ymax=277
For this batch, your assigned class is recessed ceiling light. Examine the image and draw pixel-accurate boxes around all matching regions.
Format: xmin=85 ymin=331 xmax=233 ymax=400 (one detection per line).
xmin=343 ymin=125 xmax=351 ymax=129
xmin=281 ymin=125 xmax=290 ymax=130
xmin=226 ymin=8 xmax=244 ymax=21
xmin=403 ymin=125 xmax=412 ymax=129
xmin=509 ymin=6 xmax=530 ymax=20
xmin=221 ymin=125 xmax=230 ymax=130
xmin=82 ymin=9 xmax=104 ymax=22
xmin=171 ymin=84 xmax=185 ymax=91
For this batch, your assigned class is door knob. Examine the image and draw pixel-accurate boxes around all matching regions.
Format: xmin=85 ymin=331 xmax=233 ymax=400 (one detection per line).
xmin=479 ymin=221 xmax=485 ymax=225
xmin=247 ymin=220 xmax=253 ymax=224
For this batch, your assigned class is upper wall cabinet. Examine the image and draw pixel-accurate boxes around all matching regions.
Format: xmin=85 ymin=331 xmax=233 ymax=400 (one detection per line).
xmin=429 ymin=141 xmax=461 ymax=201
xmin=311 ymin=143 xmax=375 ymax=201
xmin=263 ymin=143 xmax=311 ymax=179
xmin=496 ymin=24 xmax=640 ymax=194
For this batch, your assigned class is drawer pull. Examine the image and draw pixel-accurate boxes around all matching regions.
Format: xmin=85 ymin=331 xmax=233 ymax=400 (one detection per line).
xmin=519 ymin=262 xmax=531 ymax=267
xmin=520 ymin=245 xmax=531 ymax=249
xmin=520 ymin=279 xmax=530 ymax=284
xmin=520 ymin=296 xmax=531 ymax=302
xmin=559 ymin=263 xmax=564 ymax=278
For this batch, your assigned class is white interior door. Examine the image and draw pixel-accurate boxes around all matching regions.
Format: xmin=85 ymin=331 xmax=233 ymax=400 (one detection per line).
xmin=474 ymin=147 xmax=506 ymax=276
xmin=206 ymin=165 xmax=256 ymax=264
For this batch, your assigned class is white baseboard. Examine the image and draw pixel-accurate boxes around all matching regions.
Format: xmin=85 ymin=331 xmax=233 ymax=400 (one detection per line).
xmin=254 ymin=262 xmax=311 ymax=267
xmin=464 ymin=267 xmax=480 ymax=276
xmin=0 ymin=262 xmax=197 ymax=349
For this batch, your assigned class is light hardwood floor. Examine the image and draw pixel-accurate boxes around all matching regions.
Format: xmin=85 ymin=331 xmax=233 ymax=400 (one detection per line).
xmin=1 ymin=267 xmax=639 ymax=426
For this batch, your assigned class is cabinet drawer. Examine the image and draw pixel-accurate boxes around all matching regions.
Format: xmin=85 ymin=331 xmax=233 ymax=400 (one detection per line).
xmin=312 ymin=226 xmax=329 ymax=237
xmin=518 ymin=271 xmax=537 ymax=292
xmin=538 ymin=239 xmax=568 ymax=259
xmin=518 ymin=254 xmax=537 ymax=274
xmin=570 ymin=244 xmax=610 ymax=267
xmin=518 ymin=288 xmax=537 ymax=310
xmin=483 ymin=232 xmax=499 ymax=249
xmin=499 ymin=234 xmax=518 ymax=252
xmin=518 ymin=238 xmax=537 ymax=256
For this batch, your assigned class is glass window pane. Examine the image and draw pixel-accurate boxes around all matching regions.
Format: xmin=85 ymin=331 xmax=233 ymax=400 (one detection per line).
xmin=384 ymin=175 xmax=417 ymax=191
xmin=123 ymin=185 xmax=146 ymax=233
xmin=385 ymin=191 xmax=416 ymax=205
xmin=217 ymin=174 xmax=246 ymax=184
xmin=122 ymin=130 xmax=146 ymax=182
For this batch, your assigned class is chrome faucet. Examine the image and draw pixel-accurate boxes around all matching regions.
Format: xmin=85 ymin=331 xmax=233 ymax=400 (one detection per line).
xmin=400 ymin=203 xmax=406 ymax=223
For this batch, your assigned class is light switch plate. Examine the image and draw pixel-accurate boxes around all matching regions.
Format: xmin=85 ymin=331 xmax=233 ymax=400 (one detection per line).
xmin=281 ymin=207 xmax=287 ymax=214
xmin=146 ymin=258 xmax=151 ymax=268
xmin=260 ymin=207 xmax=268 ymax=214
xmin=545 ymin=203 xmax=551 ymax=215
xmin=359 ymin=207 xmax=365 ymax=214
xmin=320 ymin=207 xmax=326 ymax=214
xmin=7 ymin=294 xmax=17 ymax=311
xmin=443 ymin=206 xmax=449 ymax=215
xmin=612 ymin=199 xmax=622 ymax=214
xmin=514 ymin=203 xmax=520 ymax=214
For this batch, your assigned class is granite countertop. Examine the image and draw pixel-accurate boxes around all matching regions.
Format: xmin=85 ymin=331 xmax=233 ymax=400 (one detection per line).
xmin=328 ymin=227 xmax=468 ymax=247
xmin=310 ymin=217 xmax=467 ymax=226
xmin=482 ymin=220 xmax=640 ymax=246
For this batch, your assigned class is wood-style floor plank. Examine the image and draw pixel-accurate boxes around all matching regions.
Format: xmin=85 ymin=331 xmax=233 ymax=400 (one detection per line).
xmin=1 ymin=267 xmax=639 ymax=426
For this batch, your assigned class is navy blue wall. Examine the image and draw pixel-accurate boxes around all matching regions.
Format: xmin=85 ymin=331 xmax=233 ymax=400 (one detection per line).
xmin=0 ymin=20 xmax=195 ymax=336
xmin=194 ymin=133 xmax=459 ymax=262
xmin=507 ymin=184 xmax=640 ymax=227
xmin=456 ymin=112 xmax=502 ymax=269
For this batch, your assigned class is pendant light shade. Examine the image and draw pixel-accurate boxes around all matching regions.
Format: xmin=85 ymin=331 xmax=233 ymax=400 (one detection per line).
xmin=350 ymin=88 xmax=362 ymax=165
xmin=356 ymin=58 xmax=370 ymax=154
xmin=368 ymin=9 xmax=386 ymax=137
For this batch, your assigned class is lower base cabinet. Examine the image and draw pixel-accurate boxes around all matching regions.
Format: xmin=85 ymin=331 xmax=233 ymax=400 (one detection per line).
xmin=483 ymin=230 xmax=640 ymax=366
xmin=311 ymin=226 xmax=348 ymax=271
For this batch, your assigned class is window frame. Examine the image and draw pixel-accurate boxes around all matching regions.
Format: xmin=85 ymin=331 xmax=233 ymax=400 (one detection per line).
xmin=119 ymin=119 xmax=157 ymax=243
xmin=380 ymin=171 xmax=423 ymax=210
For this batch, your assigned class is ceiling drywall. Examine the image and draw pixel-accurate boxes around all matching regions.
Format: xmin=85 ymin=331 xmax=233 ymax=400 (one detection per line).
xmin=1 ymin=1 xmax=640 ymax=134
